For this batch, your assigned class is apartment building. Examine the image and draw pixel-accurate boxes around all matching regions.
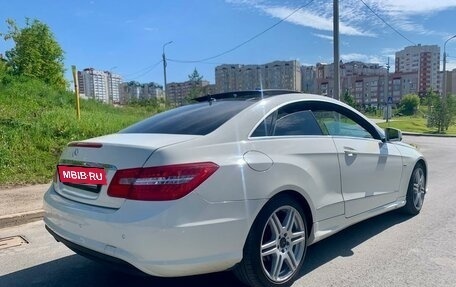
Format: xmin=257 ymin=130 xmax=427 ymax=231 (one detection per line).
xmin=452 ymin=69 xmax=456 ymax=95
xmin=388 ymin=72 xmax=419 ymax=103
xmin=107 ymin=72 xmax=122 ymax=104
xmin=442 ymin=68 xmax=456 ymax=95
xmin=439 ymin=69 xmax=456 ymax=96
xmin=314 ymin=61 xmax=390 ymax=105
xmin=395 ymin=44 xmax=440 ymax=95
xmin=215 ymin=60 xmax=301 ymax=93
xmin=78 ymin=68 xmax=122 ymax=104
xmin=301 ymin=65 xmax=317 ymax=93
xmin=119 ymin=81 xmax=164 ymax=104
xmin=166 ymin=79 xmax=210 ymax=106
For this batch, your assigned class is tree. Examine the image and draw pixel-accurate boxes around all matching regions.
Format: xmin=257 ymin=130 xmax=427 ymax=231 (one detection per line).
xmin=399 ymin=94 xmax=420 ymax=116
xmin=342 ymin=90 xmax=358 ymax=109
xmin=186 ymin=68 xmax=206 ymax=103
xmin=2 ymin=18 xmax=66 ymax=90
xmin=426 ymin=92 xmax=456 ymax=133
xmin=188 ymin=68 xmax=203 ymax=83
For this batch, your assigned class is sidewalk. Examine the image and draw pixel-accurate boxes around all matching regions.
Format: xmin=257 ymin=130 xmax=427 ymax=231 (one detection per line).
xmin=0 ymin=184 xmax=49 ymax=229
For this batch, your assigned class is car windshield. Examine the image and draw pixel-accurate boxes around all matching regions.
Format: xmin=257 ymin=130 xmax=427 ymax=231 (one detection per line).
xmin=120 ymin=100 xmax=254 ymax=135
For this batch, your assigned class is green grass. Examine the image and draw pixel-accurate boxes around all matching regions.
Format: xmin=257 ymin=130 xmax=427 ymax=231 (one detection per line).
xmin=0 ymin=77 xmax=160 ymax=185
xmin=377 ymin=116 xmax=456 ymax=135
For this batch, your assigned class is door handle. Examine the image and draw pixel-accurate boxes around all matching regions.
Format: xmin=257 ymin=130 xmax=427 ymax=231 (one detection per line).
xmin=344 ymin=151 xmax=356 ymax=157
xmin=344 ymin=147 xmax=357 ymax=157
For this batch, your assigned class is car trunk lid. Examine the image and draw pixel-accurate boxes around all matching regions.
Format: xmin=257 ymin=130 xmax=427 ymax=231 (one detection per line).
xmin=53 ymin=133 xmax=198 ymax=208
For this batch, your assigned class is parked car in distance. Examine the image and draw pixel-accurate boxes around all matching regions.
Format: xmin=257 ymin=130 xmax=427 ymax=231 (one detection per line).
xmin=44 ymin=90 xmax=427 ymax=287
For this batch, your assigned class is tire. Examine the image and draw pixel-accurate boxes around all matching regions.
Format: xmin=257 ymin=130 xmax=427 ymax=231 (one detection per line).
xmin=401 ymin=163 xmax=426 ymax=215
xmin=234 ymin=195 xmax=307 ymax=287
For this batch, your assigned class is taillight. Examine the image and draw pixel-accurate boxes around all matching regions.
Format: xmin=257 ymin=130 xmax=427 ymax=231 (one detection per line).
xmin=68 ymin=142 xmax=103 ymax=148
xmin=107 ymin=162 xmax=219 ymax=201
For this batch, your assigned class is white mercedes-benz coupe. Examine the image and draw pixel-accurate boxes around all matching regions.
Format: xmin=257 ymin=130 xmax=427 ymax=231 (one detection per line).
xmin=44 ymin=90 xmax=427 ymax=287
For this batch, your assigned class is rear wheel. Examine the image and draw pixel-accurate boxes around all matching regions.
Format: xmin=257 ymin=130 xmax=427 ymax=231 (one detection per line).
xmin=401 ymin=164 xmax=426 ymax=215
xmin=234 ymin=195 xmax=307 ymax=287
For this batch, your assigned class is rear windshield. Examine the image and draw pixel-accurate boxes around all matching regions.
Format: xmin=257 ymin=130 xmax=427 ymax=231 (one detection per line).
xmin=120 ymin=101 xmax=254 ymax=135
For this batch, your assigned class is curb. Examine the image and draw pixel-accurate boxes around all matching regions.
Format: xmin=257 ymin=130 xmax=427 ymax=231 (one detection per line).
xmin=402 ymin=132 xmax=456 ymax=138
xmin=0 ymin=210 xmax=44 ymax=229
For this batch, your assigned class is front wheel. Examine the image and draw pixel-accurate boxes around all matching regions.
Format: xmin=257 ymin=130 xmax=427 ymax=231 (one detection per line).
xmin=234 ymin=195 xmax=307 ymax=287
xmin=401 ymin=163 xmax=426 ymax=215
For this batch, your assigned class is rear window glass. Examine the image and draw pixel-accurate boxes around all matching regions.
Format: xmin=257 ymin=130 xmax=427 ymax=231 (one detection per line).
xmin=120 ymin=101 xmax=254 ymax=135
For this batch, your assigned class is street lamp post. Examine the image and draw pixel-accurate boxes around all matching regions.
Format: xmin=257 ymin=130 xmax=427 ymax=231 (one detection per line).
xmin=443 ymin=35 xmax=456 ymax=98
xmin=162 ymin=41 xmax=173 ymax=104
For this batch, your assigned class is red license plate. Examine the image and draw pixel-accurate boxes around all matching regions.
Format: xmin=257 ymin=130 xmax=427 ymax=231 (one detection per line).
xmin=57 ymin=165 xmax=107 ymax=185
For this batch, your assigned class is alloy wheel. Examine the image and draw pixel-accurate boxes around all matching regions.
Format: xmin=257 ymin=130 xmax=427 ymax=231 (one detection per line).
xmin=260 ymin=206 xmax=306 ymax=283
xmin=412 ymin=168 xmax=426 ymax=210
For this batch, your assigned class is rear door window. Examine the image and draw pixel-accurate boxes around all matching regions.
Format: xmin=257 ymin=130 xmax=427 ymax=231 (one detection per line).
xmin=251 ymin=101 xmax=323 ymax=137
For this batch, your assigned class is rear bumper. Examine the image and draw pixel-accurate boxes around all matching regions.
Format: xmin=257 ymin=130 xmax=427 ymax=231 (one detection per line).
xmin=44 ymin=185 xmax=265 ymax=277
xmin=45 ymin=224 xmax=145 ymax=275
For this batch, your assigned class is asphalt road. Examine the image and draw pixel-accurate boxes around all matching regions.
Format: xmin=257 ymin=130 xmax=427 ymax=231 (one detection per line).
xmin=0 ymin=135 xmax=455 ymax=287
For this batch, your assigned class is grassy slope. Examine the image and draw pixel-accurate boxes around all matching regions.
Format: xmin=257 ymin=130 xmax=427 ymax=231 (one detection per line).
xmin=0 ymin=78 xmax=156 ymax=185
xmin=377 ymin=116 xmax=456 ymax=135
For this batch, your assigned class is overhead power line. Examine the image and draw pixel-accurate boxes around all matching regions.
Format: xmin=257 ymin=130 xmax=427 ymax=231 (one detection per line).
xmin=359 ymin=0 xmax=416 ymax=46
xmin=167 ymin=0 xmax=315 ymax=64
xmin=124 ymin=59 xmax=163 ymax=81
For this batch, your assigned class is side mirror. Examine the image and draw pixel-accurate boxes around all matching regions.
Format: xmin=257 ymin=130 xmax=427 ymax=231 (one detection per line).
xmin=385 ymin=127 xmax=402 ymax=142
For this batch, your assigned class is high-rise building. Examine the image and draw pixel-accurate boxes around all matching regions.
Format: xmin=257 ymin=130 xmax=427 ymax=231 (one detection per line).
xmin=395 ymin=44 xmax=440 ymax=96
xmin=107 ymin=72 xmax=122 ymax=104
xmin=215 ymin=60 xmax=301 ymax=93
xmin=451 ymin=69 xmax=456 ymax=95
xmin=301 ymin=66 xmax=317 ymax=93
xmin=78 ymin=68 xmax=122 ymax=104
xmin=215 ymin=64 xmax=242 ymax=92
xmin=438 ymin=68 xmax=456 ymax=96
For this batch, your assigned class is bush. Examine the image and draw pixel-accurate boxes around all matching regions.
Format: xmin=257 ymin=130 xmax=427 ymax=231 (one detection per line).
xmin=399 ymin=94 xmax=420 ymax=116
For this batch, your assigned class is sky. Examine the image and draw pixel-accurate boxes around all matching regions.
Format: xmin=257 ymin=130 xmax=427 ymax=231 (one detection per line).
xmin=1 ymin=0 xmax=456 ymax=86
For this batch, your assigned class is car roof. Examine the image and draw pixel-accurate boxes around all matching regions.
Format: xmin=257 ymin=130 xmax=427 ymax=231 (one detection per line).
xmin=193 ymin=89 xmax=302 ymax=102
xmin=194 ymin=89 xmax=348 ymax=107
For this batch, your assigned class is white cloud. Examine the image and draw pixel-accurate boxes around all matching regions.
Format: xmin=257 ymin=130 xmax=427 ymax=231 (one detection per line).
xmin=354 ymin=0 xmax=456 ymax=35
xmin=381 ymin=47 xmax=400 ymax=54
xmin=313 ymin=33 xmax=333 ymax=41
xmin=370 ymin=0 xmax=456 ymax=15
xmin=226 ymin=0 xmax=456 ymax=38
xmin=144 ymin=27 xmax=157 ymax=32
xmin=447 ymin=61 xmax=456 ymax=71
xmin=258 ymin=5 xmax=375 ymax=37
xmin=341 ymin=53 xmax=385 ymax=64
